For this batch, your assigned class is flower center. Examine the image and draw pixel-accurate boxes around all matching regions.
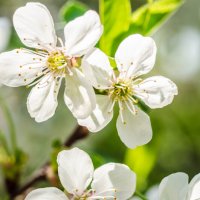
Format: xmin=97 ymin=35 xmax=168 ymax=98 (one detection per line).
xmin=47 ymin=51 xmax=82 ymax=76
xmin=47 ymin=51 xmax=67 ymax=74
xmin=109 ymin=79 xmax=134 ymax=101
xmin=109 ymin=79 xmax=140 ymax=122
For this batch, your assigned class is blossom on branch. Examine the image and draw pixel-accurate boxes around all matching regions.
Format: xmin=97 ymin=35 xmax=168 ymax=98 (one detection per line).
xmin=0 ymin=3 xmax=103 ymax=122
xmin=25 ymin=147 xmax=136 ymax=200
xmin=78 ymin=34 xmax=178 ymax=148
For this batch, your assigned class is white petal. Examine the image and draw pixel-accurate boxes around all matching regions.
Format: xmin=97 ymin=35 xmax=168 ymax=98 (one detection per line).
xmin=64 ymin=68 xmax=96 ymax=119
xmin=78 ymin=95 xmax=113 ymax=132
xmin=57 ymin=148 xmax=94 ymax=196
xmin=115 ymin=34 xmax=157 ymax=78
xmin=82 ymin=48 xmax=113 ymax=89
xmin=188 ymin=173 xmax=200 ymax=200
xmin=0 ymin=49 xmax=44 ymax=87
xmin=27 ymin=75 xmax=61 ymax=122
xmin=25 ymin=187 xmax=68 ymax=200
xmin=134 ymin=76 xmax=178 ymax=109
xmin=91 ymin=163 xmax=136 ymax=200
xmin=159 ymin=172 xmax=189 ymax=200
xmin=116 ymin=106 xmax=152 ymax=149
xmin=64 ymin=10 xmax=103 ymax=56
xmin=13 ymin=2 xmax=57 ymax=50
xmin=0 ymin=17 xmax=11 ymax=52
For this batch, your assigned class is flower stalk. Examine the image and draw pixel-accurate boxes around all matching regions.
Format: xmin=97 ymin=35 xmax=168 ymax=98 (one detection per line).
xmin=135 ymin=191 xmax=148 ymax=200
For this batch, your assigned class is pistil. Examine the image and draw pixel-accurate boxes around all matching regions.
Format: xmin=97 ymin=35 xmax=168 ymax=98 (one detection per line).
xmin=47 ymin=51 xmax=67 ymax=74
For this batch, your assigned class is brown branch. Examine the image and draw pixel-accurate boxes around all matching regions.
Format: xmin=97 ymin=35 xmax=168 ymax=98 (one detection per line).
xmin=64 ymin=126 xmax=89 ymax=146
xmin=10 ymin=125 xmax=89 ymax=199
xmin=10 ymin=163 xmax=49 ymax=199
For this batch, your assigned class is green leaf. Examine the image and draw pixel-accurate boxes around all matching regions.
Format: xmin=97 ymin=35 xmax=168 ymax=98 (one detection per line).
xmin=60 ymin=0 xmax=88 ymax=22
xmin=124 ymin=146 xmax=156 ymax=190
xmin=110 ymin=0 xmax=184 ymax=55
xmin=130 ymin=0 xmax=184 ymax=35
xmin=99 ymin=0 xmax=131 ymax=55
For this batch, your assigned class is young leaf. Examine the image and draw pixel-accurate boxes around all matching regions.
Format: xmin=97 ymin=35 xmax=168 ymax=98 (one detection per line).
xmin=130 ymin=0 xmax=185 ymax=35
xmin=60 ymin=0 xmax=88 ymax=22
xmin=110 ymin=0 xmax=184 ymax=55
xmin=99 ymin=0 xmax=131 ymax=55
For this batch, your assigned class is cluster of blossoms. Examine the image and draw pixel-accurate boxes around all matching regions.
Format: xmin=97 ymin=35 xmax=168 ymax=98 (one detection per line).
xmin=25 ymin=147 xmax=136 ymax=200
xmin=0 ymin=2 xmax=192 ymax=200
xmin=0 ymin=2 xmax=177 ymax=149
xmin=24 ymin=148 xmax=200 ymax=200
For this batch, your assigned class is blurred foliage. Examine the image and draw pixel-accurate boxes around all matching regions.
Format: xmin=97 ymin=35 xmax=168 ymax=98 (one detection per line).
xmin=1 ymin=148 xmax=27 ymax=180
xmin=60 ymin=0 xmax=88 ymax=22
xmin=88 ymin=150 xmax=106 ymax=169
xmin=130 ymin=0 xmax=184 ymax=35
xmin=0 ymin=95 xmax=27 ymax=197
xmin=50 ymin=139 xmax=64 ymax=172
xmin=124 ymin=146 xmax=156 ymax=191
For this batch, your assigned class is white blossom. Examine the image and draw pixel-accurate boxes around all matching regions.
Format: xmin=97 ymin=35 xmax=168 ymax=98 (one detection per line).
xmin=79 ymin=34 xmax=178 ymax=149
xmin=0 ymin=3 xmax=103 ymax=122
xmin=152 ymin=172 xmax=200 ymax=200
xmin=25 ymin=147 xmax=136 ymax=200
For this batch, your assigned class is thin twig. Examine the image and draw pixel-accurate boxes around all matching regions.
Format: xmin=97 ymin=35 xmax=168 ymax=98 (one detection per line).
xmin=64 ymin=126 xmax=89 ymax=146
xmin=135 ymin=191 xmax=148 ymax=200
xmin=11 ymin=125 xmax=89 ymax=199
xmin=11 ymin=163 xmax=49 ymax=198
